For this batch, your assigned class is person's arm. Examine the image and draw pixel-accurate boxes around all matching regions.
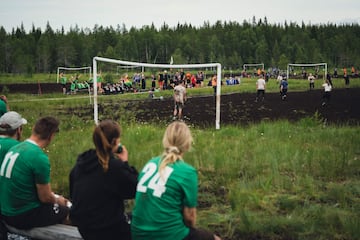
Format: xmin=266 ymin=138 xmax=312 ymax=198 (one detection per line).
xmin=183 ymin=207 xmax=196 ymax=227
xmin=36 ymin=183 xmax=68 ymax=206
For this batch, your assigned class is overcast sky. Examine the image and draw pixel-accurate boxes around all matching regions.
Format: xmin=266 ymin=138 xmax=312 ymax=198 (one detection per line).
xmin=1 ymin=0 xmax=359 ymax=32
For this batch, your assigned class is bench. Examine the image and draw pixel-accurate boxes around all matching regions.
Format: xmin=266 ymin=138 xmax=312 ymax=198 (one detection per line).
xmin=4 ymin=223 xmax=83 ymax=240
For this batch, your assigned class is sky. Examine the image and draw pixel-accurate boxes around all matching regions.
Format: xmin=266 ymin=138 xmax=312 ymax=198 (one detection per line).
xmin=1 ymin=0 xmax=360 ymax=32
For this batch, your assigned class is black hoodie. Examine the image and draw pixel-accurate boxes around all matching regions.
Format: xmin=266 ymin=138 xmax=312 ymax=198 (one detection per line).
xmin=69 ymin=149 xmax=138 ymax=231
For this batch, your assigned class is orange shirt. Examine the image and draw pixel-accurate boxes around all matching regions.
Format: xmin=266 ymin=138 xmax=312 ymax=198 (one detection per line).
xmin=211 ymin=77 xmax=217 ymax=86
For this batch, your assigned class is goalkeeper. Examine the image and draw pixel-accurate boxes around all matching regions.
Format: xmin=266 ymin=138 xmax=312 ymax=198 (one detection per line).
xmin=173 ymin=80 xmax=187 ymax=120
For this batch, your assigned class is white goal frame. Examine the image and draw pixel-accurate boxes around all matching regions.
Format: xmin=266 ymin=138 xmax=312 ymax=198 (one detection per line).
xmin=286 ymin=63 xmax=327 ymax=80
xmin=243 ymin=63 xmax=264 ymax=71
xmin=56 ymin=66 xmax=92 ymax=83
xmin=93 ymin=56 xmax=222 ymax=129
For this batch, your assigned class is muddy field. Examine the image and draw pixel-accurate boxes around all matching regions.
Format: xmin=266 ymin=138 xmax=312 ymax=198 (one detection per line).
xmin=2 ymin=83 xmax=360 ymax=127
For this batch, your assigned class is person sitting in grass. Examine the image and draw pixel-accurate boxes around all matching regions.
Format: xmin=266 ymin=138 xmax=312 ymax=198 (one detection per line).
xmin=131 ymin=121 xmax=222 ymax=240
xmin=69 ymin=119 xmax=138 ymax=240
xmin=0 ymin=116 xmax=70 ymax=229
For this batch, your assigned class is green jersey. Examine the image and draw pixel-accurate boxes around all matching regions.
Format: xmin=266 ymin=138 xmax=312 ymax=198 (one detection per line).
xmin=131 ymin=156 xmax=198 ymax=240
xmin=0 ymin=136 xmax=20 ymax=166
xmin=0 ymin=136 xmax=21 ymax=211
xmin=60 ymin=76 xmax=67 ymax=85
xmin=0 ymin=100 xmax=7 ymax=117
xmin=0 ymin=139 xmax=50 ymax=216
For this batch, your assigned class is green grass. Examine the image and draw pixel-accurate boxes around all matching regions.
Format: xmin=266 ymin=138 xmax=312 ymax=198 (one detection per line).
xmin=3 ymin=76 xmax=360 ymax=239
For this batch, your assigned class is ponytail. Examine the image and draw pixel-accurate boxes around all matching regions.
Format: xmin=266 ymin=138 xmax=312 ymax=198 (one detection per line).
xmin=93 ymin=120 xmax=121 ymax=172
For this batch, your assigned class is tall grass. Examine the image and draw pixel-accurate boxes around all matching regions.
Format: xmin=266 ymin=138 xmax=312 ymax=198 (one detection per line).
xmin=4 ymin=81 xmax=360 ymax=239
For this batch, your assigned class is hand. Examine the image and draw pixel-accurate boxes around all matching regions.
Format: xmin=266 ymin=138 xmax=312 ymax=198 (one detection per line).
xmin=55 ymin=194 xmax=70 ymax=207
xmin=115 ymin=145 xmax=128 ymax=162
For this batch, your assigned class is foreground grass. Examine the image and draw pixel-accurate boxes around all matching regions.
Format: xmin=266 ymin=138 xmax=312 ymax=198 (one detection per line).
xmin=7 ymin=93 xmax=360 ymax=240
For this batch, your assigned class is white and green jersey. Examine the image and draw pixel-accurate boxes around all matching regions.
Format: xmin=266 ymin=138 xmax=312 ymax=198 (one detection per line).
xmin=131 ymin=156 xmax=198 ymax=240
xmin=0 ymin=139 xmax=50 ymax=216
xmin=0 ymin=136 xmax=20 ymax=166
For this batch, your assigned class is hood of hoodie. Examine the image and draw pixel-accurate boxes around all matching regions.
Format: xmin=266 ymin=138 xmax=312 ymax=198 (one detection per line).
xmin=75 ymin=149 xmax=101 ymax=173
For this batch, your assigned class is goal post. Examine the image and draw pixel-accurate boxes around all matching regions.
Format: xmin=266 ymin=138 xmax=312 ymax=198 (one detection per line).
xmin=286 ymin=63 xmax=327 ymax=80
xmin=93 ymin=56 xmax=222 ymax=129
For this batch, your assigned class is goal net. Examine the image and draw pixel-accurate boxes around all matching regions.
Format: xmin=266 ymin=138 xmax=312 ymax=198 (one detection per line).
xmin=287 ymin=63 xmax=327 ymax=80
xmin=56 ymin=66 xmax=92 ymax=84
xmin=116 ymin=65 xmax=144 ymax=75
xmin=92 ymin=57 xmax=222 ymax=129
xmin=243 ymin=63 xmax=265 ymax=74
xmin=57 ymin=66 xmax=92 ymax=103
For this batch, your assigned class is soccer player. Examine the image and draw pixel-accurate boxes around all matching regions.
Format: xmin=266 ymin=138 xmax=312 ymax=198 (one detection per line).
xmin=131 ymin=121 xmax=221 ymax=240
xmin=280 ymin=77 xmax=288 ymax=100
xmin=0 ymin=111 xmax=27 ymax=236
xmin=0 ymin=117 xmax=70 ymax=229
xmin=173 ymin=80 xmax=187 ymax=120
xmin=59 ymin=72 xmax=67 ymax=94
xmin=308 ymin=73 xmax=315 ymax=90
xmin=255 ymin=74 xmax=266 ymax=102
xmin=322 ymin=79 xmax=332 ymax=106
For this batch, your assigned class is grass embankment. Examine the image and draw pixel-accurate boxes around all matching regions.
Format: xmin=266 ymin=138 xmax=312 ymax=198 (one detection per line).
xmin=6 ymin=89 xmax=360 ymax=239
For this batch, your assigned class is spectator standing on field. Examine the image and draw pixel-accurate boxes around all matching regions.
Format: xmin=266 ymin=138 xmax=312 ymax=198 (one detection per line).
xmin=173 ymin=80 xmax=187 ymax=120
xmin=69 ymin=120 xmax=138 ymax=240
xmin=151 ymin=74 xmax=156 ymax=90
xmin=255 ymin=75 xmax=266 ymax=102
xmin=158 ymin=71 xmax=164 ymax=90
xmin=131 ymin=121 xmax=222 ymax=240
xmin=211 ymin=74 xmax=217 ymax=96
xmin=0 ymin=116 xmax=70 ymax=229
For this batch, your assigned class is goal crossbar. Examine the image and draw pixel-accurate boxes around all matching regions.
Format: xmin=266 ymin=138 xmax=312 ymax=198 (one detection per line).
xmin=93 ymin=56 xmax=222 ymax=129
xmin=243 ymin=63 xmax=264 ymax=70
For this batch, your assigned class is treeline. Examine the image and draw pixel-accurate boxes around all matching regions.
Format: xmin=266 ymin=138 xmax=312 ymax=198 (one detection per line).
xmin=0 ymin=17 xmax=359 ymax=74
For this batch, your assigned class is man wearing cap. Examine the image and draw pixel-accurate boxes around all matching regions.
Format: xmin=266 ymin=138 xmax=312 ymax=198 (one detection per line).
xmin=0 ymin=111 xmax=27 ymax=237
xmin=0 ymin=111 xmax=27 ymax=165
xmin=0 ymin=116 xmax=70 ymax=230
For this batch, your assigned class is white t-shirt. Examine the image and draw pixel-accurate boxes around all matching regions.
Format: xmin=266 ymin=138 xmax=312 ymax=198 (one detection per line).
xmin=174 ymin=85 xmax=186 ymax=103
xmin=308 ymin=75 xmax=315 ymax=82
xmin=322 ymin=83 xmax=332 ymax=92
xmin=256 ymin=78 xmax=266 ymax=90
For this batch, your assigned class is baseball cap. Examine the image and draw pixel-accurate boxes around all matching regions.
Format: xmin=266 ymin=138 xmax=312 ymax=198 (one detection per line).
xmin=0 ymin=111 xmax=27 ymax=130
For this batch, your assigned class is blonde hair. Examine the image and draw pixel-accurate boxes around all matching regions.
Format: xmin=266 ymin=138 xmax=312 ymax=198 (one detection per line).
xmin=159 ymin=121 xmax=193 ymax=174
xmin=93 ymin=120 xmax=121 ymax=172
